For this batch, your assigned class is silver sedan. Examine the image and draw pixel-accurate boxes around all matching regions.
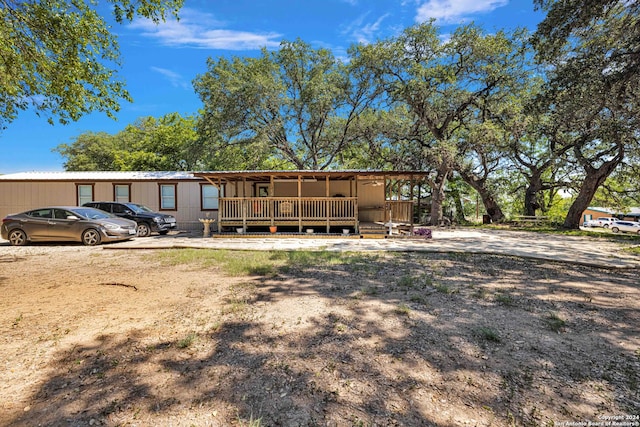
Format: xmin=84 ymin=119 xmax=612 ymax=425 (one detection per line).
xmin=610 ymin=220 xmax=640 ymax=235
xmin=1 ymin=206 xmax=138 ymax=246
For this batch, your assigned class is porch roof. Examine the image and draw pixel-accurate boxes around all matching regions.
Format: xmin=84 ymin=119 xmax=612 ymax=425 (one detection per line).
xmin=194 ymin=170 xmax=429 ymax=183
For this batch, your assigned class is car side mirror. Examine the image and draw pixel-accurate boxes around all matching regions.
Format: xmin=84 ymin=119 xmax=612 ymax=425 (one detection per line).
xmin=66 ymin=215 xmax=79 ymax=220
xmin=124 ymin=210 xmax=134 ymax=215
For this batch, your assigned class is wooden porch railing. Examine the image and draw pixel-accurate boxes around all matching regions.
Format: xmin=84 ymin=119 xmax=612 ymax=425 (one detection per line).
xmin=219 ymin=197 xmax=358 ymax=231
xmin=385 ymin=201 xmax=414 ymax=223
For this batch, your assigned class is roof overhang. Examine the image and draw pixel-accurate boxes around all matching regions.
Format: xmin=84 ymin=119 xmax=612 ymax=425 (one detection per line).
xmin=194 ymin=170 xmax=430 ymax=183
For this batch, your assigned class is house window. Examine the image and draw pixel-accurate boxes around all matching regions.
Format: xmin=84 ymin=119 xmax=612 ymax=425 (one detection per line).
xmin=113 ymin=184 xmax=131 ymax=202
xmin=256 ymin=183 xmax=270 ymax=197
xmin=159 ymin=184 xmax=177 ymax=210
xmin=76 ymin=184 xmax=94 ymax=206
xmin=201 ymin=184 xmax=219 ymax=210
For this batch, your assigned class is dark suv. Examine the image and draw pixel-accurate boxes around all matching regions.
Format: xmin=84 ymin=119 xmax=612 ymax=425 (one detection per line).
xmin=83 ymin=202 xmax=177 ymax=237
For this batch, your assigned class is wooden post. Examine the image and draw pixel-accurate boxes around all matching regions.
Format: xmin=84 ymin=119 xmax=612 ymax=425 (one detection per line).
xmin=270 ymin=176 xmax=275 ymax=226
xmin=410 ymin=175 xmax=415 ymax=235
xmin=326 ymin=176 xmax=330 ymax=233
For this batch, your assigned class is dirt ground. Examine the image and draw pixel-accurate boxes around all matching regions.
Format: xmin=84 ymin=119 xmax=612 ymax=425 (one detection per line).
xmin=1 ymin=242 xmax=639 ymax=427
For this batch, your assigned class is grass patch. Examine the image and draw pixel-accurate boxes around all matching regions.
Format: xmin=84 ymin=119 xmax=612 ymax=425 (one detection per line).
xmin=545 ymin=312 xmax=566 ymax=332
xmin=177 ymin=333 xmax=197 ymax=349
xmin=153 ymin=249 xmax=382 ymax=277
xmin=398 ymin=275 xmax=416 ymax=288
xmin=624 ymin=246 xmax=640 ymax=255
xmin=434 ymin=283 xmax=457 ymax=294
xmin=409 ymin=295 xmax=428 ymax=305
xmin=222 ymin=297 xmax=249 ymax=316
xmin=395 ymin=304 xmax=411 ymax=316
xmin=361 ymin=286 xmax=379 ymax=296
xmin=475 ymin=326 xmax=501 ymax=342
xmin=495 ymin=292 xmax=515 ymax=306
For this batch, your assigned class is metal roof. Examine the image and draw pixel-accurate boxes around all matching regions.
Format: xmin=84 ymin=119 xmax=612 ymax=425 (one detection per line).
xmin=0 ymin=171 xmax=200 ymax=181
xmin=194 ymin=170 xmax=430 ymax=182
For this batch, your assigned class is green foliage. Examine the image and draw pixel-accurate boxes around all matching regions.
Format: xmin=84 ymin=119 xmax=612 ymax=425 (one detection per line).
xmin=55 ymin=113 xmax=209 ymax=171
xmin=194 ymin=39 xmax=375 ymax=170
xmin=475 ymin=326 xmax=501 ymax=342
xmin=0 ymin=0 xmax=184 ymax=127
xmin=532 ymin=0 xmax=640 ymax=228
xmin=352 ymin=22 xmax=530 ymax=224
xmin=544 ymin=312 xmax=566 ymax=333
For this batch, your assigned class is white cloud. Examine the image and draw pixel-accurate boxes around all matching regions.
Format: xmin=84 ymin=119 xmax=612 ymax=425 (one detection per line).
xmin=128 ymin=8 xmax=282 ymax=50
xmin=150 ymin=67 xmax=190 ymax=89
xmin=342 ymin=12 xmax=390 ymax=44
xmin=415 ymin=0 xmax=509 ymax=23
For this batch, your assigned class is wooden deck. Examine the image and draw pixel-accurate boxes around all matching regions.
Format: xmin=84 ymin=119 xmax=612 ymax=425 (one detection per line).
xmin=217 ymin=197 xmax=415 ymax=234
xmin=218 ymin=197 xmax=358 ymax=232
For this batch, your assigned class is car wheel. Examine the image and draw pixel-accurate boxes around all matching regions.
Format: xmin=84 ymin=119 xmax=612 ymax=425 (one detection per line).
xmin=611 ymin=227 xmax=619 ymax=233
xmin=8 ymin=229 xmax=27 ymax=246
xmin=136 ymin=223 xmax=151 ymax=237
xmin=603 ymin=224 xmax=609 ymax=228
xmin=158 ymin=230 xmax=169 ymax=235
xmin=82 ymin=229 xmax=101 ymax=246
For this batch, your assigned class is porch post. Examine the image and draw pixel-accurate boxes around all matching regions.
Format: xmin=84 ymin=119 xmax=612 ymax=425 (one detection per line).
xmin=326 ymin=175 xmax=330 ymax=233
xmin=270 ymin=176 xmax=275 ymax=227
xmin=410 ymin=174 xmax=415 ymax=235
xmin=217 ymin=177 xmax=222 ymax=233
xmin=242 ymin=177 xmax=247 ymax=231
xmin=354 ymin=176 xmax=359 ymax=234
xmin=298 ymin=176 xmax=302 ymax=232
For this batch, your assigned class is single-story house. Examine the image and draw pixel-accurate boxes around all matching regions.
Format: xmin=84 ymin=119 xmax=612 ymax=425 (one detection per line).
xmin=581 ymin=207 xmax=640 ymax=224
xmin=0 ymin=171 xmax=210 ymax=231
xmin=195 ymin=170 xmax=429 ymax=234
xmin=0 ymin=170 xmax=429 ymax=235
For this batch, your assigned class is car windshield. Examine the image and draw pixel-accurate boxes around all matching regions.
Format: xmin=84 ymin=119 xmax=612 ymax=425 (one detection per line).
xmin=70 ymin=207 xmax=114 ymax=220
xmin=124 ymin=203 xmax=154 ymax=213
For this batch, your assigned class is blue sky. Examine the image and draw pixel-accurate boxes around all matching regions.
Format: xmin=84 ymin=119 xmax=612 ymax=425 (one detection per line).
xmin=0 ymin=0 xmax=544 ymax=173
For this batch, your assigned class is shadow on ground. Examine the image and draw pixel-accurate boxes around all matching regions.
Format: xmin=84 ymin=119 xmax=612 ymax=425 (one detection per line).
xmin=5 ymin=251 xmax=640 ymax=426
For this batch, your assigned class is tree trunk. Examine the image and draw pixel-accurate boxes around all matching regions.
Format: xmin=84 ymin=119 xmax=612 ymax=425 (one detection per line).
xmin=564 ymin=175 xmax=604 ymax=229
xmin=482 ymin=194 xmax=505 ymax=223
xmin=457 ymin=171 xmax=505 ymax=222
xmin=563 ymin=147 xmax=623 ymax=229
xmin=523 ymin=170 xmax=545 ymax=216
xmin=429 ymin=168 xmax=449 ymax=225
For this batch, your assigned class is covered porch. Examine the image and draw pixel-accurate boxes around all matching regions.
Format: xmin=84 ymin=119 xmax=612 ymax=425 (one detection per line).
xmin=194 ymin=170 xmax=428 ymax=236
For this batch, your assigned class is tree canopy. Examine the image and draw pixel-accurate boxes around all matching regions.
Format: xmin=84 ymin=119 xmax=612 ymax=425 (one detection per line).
xmin=53 ymin=5 xmax=640 ymax=227
xmin=193 ymin=39 xmax=377 ymax=170
xmin=55 ymin=113 xmax=206 ymax=171
xmin=0 ymin=0 xmax=184 ymax=127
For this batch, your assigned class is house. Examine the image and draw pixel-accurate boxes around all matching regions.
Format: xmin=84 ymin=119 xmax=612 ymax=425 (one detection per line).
xmin=580 ymin=207 xmax=616 ymax=225
xmin=581 ymin=207 xmax=640 ymax=224
xmin=0 ymin=171 xmax=212 ymax=231
xmin=0 ymin=170 xmax=429 ymax=235
xmin=195 ymin=170 xmax=428 ymax=234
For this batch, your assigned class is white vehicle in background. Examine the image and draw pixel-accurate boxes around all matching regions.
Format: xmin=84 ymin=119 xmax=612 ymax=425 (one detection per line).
xmin=610 ymin=220 xmax=640 ymax=235
xmin=583 ymin=217 xmax=617 ymax=228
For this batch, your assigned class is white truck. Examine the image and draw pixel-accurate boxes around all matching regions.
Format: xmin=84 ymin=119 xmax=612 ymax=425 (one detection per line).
xmin=583 ymin=217 xmax=617 ymax=228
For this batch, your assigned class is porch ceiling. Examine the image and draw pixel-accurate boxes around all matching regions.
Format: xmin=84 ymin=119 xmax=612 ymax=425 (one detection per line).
xmin=194 ymin=170 xmax=429 ymax=183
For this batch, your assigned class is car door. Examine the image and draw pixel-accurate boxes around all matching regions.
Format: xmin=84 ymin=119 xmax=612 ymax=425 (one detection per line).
xmin=46 ymin=208 xmax=84 ymax=241
xmin=22 ymin=208 xmax=54 ymax=240
xmin=111 ymin=203 xmax=130 ymax=219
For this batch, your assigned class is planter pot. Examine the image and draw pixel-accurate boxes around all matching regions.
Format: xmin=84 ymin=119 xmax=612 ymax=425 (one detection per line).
xmin=306 ymin=229 xmax=314 ymax=234
xmin=269 ymin=226 xmax=277 ymax=233
xmin=236 ymin=228 xmax=244 ymax=234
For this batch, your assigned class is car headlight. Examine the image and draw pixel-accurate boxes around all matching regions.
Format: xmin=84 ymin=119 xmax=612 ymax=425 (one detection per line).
xmin=153 ymin=216 xmax=164 ymax=223
xmin=103 ymin=223 xmax=119 ymax=230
